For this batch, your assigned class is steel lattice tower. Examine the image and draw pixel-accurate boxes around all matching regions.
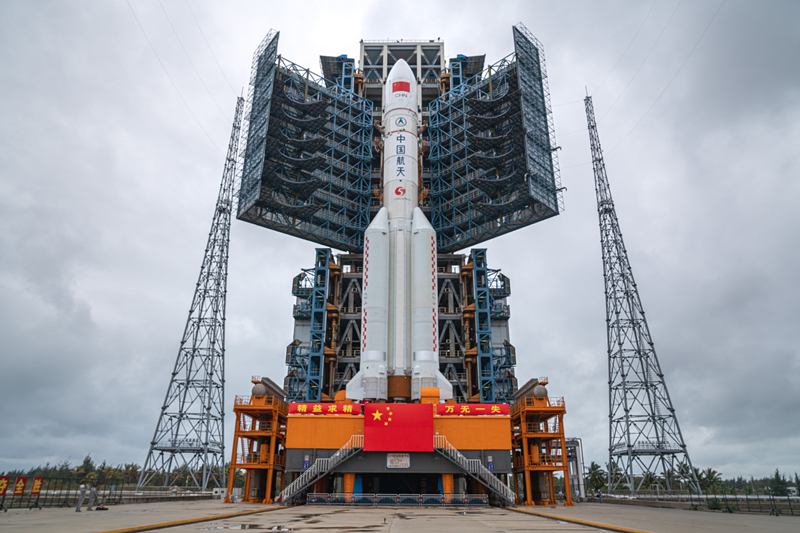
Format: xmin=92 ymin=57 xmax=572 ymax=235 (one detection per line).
xmin=585 ymin=96 xmax=701 ymax=495
xmin=138 ymin=97 xmax=244 ymax=491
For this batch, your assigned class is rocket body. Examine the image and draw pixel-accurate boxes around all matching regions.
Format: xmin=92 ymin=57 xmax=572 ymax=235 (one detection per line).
xmin=346 ymin=59 xmax=452 ymax=402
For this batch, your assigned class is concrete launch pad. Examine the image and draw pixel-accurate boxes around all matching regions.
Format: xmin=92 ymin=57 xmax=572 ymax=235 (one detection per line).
xmin=0 ymin=500 xmax=797 ymax=533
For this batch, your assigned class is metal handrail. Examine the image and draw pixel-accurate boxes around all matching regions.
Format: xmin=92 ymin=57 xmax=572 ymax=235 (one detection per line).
xmin=280 ymin=434 xmax=364 ymax=503
xmin=306 ymin=493 xmax=489 ymax=506
xmin=233 ymin=395 xmax=288 ymax=411
xmin=238 ymin=419 xmax=274 ymax=432
xmin=525 ymin=420 xmax=560 ymax=434
xmin=510 ymin=396 xmax=565 ymax=414
xmin=512 ymin=454 xmax=564 ymax=467
xmin=433 ymin=435 xmax=515 ymax=504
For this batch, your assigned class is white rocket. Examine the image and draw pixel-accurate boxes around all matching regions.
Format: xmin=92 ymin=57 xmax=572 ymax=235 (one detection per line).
xmin=346 ymin=59 xmax=453 ymax=402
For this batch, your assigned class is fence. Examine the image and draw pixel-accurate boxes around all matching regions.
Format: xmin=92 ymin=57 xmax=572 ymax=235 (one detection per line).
xmin=0 ymin=476 xmax=216 ymax=510
xmin=690 ymin=487 xmax=798 ymax=516
xmin=598 ymin=487 xmax=797 ymax=516
xmin=307 ymin=493 xmax=489 ymax=506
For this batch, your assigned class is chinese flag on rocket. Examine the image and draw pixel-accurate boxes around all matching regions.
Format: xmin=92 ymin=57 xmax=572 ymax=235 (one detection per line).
xmin=392 ymin=81 xmax=410 ymax=93
xmin=363 ymin=403 xmax=433 ymax=452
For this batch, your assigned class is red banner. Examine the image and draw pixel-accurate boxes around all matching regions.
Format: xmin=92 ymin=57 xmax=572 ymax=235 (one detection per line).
xmin=392 ymin=81 xmax=410 ymax=93
xmin=31 ymin=477 xmax=44 ymax=495
xmin=0 ymin=476 xmax=9 ymax=496
xmin=289 ymin=403 xmax=362 ymax=415
xmin=436 ymin=403 xmax=509 ymax=416
xmin=13 ymin=477 xmax=27 ymax=496
xmin=364 ymin=403 xmax=433 ymax=452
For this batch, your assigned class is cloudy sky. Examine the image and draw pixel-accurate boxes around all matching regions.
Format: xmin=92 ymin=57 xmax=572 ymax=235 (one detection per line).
xmin=1 ymin=0 xmax=798 ymax=480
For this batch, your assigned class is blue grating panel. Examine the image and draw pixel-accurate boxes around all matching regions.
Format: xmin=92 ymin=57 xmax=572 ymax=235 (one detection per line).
xmin=285 ymin=248 xmax=331 ymax=402
xmin=472 ymin=249 xmax=495 ymax=402
xmin=471 ymin=249 xmax=518 ymax=403
xmin=428 ymin=24 xmax=562 ymax=253
xmin=237 ymin=41 xmax=373 ymax=253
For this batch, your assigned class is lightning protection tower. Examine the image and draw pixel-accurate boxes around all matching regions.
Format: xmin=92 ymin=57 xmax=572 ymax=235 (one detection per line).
xmin=138 ymin=97 xmax=244 ymax=491
xmin=585 ymin=95 xmax=701 ymax=495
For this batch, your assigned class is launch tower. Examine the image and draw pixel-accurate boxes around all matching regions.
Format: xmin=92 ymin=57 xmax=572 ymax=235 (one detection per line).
xmin=227 ymin=24 xmax=569 ymax=506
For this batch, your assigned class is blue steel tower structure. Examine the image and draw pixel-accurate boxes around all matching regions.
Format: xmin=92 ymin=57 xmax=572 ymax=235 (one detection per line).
xmin=236 ymin=25 xmax=562 ymax=404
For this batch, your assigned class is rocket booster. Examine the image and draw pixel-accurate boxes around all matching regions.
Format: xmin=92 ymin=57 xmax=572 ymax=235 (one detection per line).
xmin=346 ymin=59 xmax=452 ymax=402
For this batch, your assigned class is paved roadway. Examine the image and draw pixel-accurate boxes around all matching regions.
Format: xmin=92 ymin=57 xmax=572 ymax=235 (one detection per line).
xmin=0 ymin=499 xmax=797 ymax=532
xmin=516 ymin=502 xmax=799 ymax=533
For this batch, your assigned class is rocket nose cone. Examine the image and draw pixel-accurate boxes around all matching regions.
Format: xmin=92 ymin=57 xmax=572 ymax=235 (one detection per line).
xmin=411 ymin=207 xmax=434 ymax=233
xmin=384 ymin=59 xmax=416 ymax=109
xmin=387 ymin=58 xmax=415 ymax=82
xmin=368 ymin=207 xmax=389 ymax=232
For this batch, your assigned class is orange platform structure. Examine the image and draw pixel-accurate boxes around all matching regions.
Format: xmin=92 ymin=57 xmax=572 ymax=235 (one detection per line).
xmin=511 ymin=378 xmax=574 ymax=505
xmin=225 ymin=377 xmax=288 ymax=503
xmin=225 ymin=378 xmax=573 ymax=506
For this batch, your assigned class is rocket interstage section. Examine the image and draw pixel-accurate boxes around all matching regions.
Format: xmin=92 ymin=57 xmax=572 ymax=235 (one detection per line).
xmin=346 ymin=59 xmax=451 ymax=402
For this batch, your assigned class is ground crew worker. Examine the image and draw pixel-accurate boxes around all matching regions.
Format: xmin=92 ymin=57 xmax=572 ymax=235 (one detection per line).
xmin=75 ymin=484 xmax=87 ymax=512
xmin=86 ymin=484 xmax=98 ymax=510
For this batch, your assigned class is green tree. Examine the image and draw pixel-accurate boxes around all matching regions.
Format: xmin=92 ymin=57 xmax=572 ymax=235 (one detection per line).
xmin=770 ymin=469 xmax=788 ymax=496
xmin=224 ymin=463 xmax=245 ymax=487
xmin=659 ymin=468 xmax=677 ymax=490
xmin=640 ymin=472 xmax=657 ymax=490
xmin=123 ymin=463 xmax=141 ymax=485
xmin=696 ymin=468 xmax=722 ymax=492
xmin=704 ymin=468 xmax=722 ymax=491
xmin=586 ymin=462 xmax=606 ymax=492
xmin=80 ymin=455 xmax=95 ymax=475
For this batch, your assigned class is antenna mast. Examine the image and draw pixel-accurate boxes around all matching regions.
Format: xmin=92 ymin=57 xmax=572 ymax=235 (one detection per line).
xmin=138 ymin=97 xmax=244 ymax=491
xmin=585 ymin=95 xmax=701 ymax=495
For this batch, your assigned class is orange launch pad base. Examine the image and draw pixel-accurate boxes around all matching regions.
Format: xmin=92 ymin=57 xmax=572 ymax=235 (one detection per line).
xmin=225 ymin=386 xmax=573 ymax=507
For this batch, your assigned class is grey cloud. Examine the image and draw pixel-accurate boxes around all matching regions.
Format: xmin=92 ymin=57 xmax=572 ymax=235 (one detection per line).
xmin=1 ymin=0 xmax=797 ymax=479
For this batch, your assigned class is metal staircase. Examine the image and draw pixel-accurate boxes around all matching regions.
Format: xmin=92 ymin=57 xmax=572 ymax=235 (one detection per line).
xmin=434 ymin=435 xmax=515 ymax=505
xmin=279 ymin=434 xmax=515 ymax=506
xmin=280 ymin=435 xmax=363 ymax=504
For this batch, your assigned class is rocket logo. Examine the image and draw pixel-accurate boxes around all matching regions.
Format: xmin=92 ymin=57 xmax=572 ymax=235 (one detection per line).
xmin=395 ymin=117 xmax=407 ymax=127
xmin=392 ymin=81 xmax=411 ymax=93
xmin=395 ymin=186 xmax=406 ymax=196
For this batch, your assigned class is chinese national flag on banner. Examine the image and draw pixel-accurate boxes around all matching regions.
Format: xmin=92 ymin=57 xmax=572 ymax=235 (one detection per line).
xmin=363 ymin=403 xmax=433 ymax=452
xmin=392 ymin=81 xmax=411 ymax=93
